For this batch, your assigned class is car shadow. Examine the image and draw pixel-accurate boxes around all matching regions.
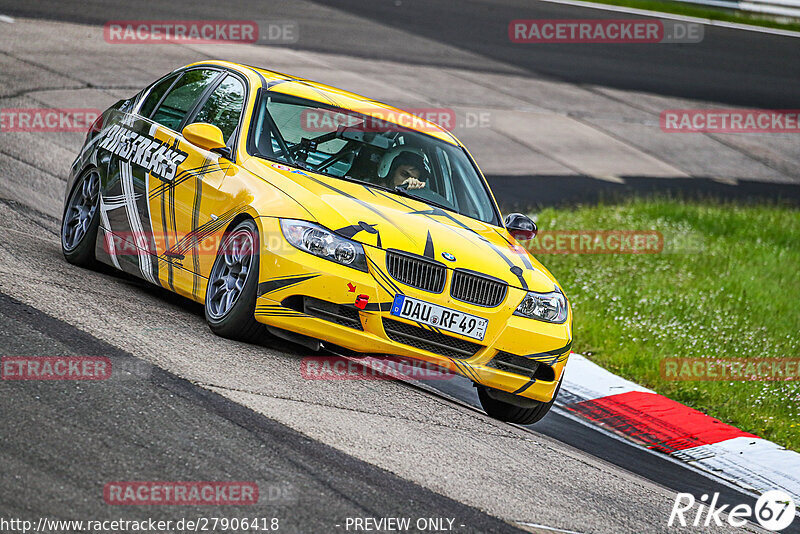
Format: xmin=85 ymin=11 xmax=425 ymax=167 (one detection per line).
xmin=101 ymin=266 xmax=312 ymax=356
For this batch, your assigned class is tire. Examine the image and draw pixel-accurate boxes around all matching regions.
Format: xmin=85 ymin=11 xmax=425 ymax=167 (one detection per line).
xmin=204 ymin=219 xmax=264 ymax=342
xmin=61 ymin=169 xmax=101 ymax=267
xmin=478 ymin=377 xmax=562 ymax=425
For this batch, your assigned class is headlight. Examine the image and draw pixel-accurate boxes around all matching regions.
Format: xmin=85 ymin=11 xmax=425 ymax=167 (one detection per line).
xmin=514 ymin=289 xmax=568 ymax=323
xmin=280 ymin=219 xmax=368 ymax=272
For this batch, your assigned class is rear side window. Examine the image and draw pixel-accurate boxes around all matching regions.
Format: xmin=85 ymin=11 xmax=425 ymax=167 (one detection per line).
xmin=192 ymin=75 xmax=246 ymax=144
xmin=151 ymin=69 xmax=220 ymax=131
xmin=138 ymin=73 xmax=179 ymax=119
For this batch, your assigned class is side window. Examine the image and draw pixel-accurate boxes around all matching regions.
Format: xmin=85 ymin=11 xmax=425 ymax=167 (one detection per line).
xmin=192 ymin=75 xmax=245 ymax=144
xmin=138 ymin=73 xmax=179 ymax=119
xmin=151 ymin=69 xmax=220 ymax=131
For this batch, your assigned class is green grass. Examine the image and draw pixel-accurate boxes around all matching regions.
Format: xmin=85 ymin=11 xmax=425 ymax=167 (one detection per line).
xmin=580 ymin=0 xmax=800 ymax=32
xmin=530 ymin=198 xmax=800 ymax=451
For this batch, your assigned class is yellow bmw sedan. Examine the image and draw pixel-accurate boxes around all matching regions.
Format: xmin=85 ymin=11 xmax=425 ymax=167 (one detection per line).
xmin=62 ymin=60 xmax=572 ymax=424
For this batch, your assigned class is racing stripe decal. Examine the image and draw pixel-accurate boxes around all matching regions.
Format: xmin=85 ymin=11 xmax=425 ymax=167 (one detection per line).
xmin=264 ymin=74 xmax=342 ymax=107
xmin=513 ymin=378 xmax=536 ymax=394
xmin=189 ymin=157 xmax=208 ymax=299
xmin=408 ymin=206 xmax=529 ymax=289
xmin=360 ymin=302 xmax=393 ymax=312
xmin=148 ymin=159 xmax=228 ymax=200
xmin=489 ymin=345 xmax=571 ymax=394
xmin=423 ymin=230 xmax=435 ymax=259
xmin=120 ymin=161 xmax=157 ymax=285
xmin=334 ymin=221 xmax=378 ymax=240
xmin=373 ymin=189 xmax=416 ymax=210
xmin=158 ymin=177 xmax=174 ymax=290
xmin=374 ymin=188 xmax=531 ymax=287
xmin=428 ymin=324 xmax=444 ymax=336
xmin=166 ymin=206 xmax=249 ymax=259
xmin=449 ymin=358 xmax=466 ymax=375
xmin=460 ymin=361 xmax=482 ymax=382
xmin=257 ymin=274 xmax=320 ymax=297
xmin=522 ymin=341 xmax=573 ymax=364
xmin=98 ymin=198 xmax=121 ymax=270
xmin=493 ymin=228 xmax=536 ymax=272
xmin=371 ymin=275 xmax=396 ymax=299
xmin=144 ymin=122 xmax=174 ymax=290
xmin=255 ymin=304 xmax=308 ymax=317
xmin=168 ymin=141 xmax=179 ymax=269
xmin=450 ymin=358 xmax=482 ymax=383
xmin=303 ymin=175 xmax=419 ymax=246
xmin=367 ymin=256 xmax=403 ymax=296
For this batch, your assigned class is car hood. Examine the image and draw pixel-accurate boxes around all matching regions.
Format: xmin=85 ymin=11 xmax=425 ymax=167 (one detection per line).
xmin=245 ymin=159 xmax=560 ymax=293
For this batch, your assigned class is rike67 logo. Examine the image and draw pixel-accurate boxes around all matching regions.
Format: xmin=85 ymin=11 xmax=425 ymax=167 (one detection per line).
xmin=669 ymin=490 xmax=796 ymax=531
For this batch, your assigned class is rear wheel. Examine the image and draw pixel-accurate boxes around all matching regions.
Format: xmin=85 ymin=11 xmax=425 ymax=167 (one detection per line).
xmin=478 ymin=377 xmax=562 ymax=425
xmin=61 ymin=169 xmax=101 ymax=267
xmin=204 ymin=219 xmax=264 ymax=342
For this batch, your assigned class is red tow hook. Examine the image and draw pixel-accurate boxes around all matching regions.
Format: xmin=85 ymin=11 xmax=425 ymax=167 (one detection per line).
xmin=354 ymin=294 xmax=370 ymax=310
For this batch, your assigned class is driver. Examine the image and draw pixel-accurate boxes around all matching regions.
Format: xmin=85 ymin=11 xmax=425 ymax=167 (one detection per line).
xmin=376 ymin=148 xmax=430 ymax=190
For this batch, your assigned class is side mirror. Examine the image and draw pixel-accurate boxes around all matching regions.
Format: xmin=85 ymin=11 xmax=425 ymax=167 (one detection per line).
xmin=504 ymin=213 xmax=537 ymax=241
xmin=182 ymin=123 xmax=228 ymax=155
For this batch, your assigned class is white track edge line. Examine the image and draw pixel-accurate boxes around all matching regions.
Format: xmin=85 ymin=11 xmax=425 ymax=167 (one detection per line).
xmin=514 ymin=521 xmax=588 ymax=534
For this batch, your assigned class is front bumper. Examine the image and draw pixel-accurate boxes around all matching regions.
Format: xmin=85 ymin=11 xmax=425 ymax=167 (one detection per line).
xmin=253 ymin=217 xmax=572 ymax=403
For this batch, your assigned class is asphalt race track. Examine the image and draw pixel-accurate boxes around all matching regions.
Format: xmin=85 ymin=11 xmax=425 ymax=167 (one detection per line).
xmin=0 ymin=1 xmax=797 ymax=533
xmin=2 ymin=0 xmax=799 ymax=107
xmin=0 ymin=291 xmax=529 ymax=533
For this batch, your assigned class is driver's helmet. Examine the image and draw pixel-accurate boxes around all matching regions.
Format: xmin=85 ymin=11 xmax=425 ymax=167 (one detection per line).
xmin=377 ymin=146 xmax=431 ymax=182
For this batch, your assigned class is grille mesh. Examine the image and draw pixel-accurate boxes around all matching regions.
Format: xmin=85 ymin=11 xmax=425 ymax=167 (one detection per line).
xmin=488 ymin=351 xmax=556 ymax=381
xmin=382 ymin=318 xmax=480 ymax=359
xmin=450 ymin=270 xmax=507 ymax=307
xmin=386 ymin=251 xmax=446 ymax=293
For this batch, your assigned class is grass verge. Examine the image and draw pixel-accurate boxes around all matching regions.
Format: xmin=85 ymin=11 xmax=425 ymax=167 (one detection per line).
xmin=577 ymin=0 xmax=800 ymax=32
xmin=530 ymin=198 xmax=799 ymax=451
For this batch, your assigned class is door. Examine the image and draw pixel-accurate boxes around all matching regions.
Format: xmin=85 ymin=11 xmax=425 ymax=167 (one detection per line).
xmin=155 ymin=72 xmax=248 ymax=301
xmin=96 ymin=68 xmax=224 ymax=299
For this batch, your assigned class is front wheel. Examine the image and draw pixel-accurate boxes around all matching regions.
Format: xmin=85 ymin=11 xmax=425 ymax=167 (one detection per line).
xmin=478 ymin=377 xmax=562 ymax=425
xmin=62 ymin=169 xmax=101 ymax=267
xmin=204 ymin=219 xmax=264 ymax=342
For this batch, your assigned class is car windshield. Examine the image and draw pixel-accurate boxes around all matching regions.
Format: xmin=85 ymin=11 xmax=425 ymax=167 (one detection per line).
xmin=249 ymin=93 xmax=499 ymax=225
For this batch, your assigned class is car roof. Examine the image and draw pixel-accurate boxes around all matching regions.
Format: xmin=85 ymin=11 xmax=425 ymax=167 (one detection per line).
xmin=183 ymin=60 xmax=461 ymax=146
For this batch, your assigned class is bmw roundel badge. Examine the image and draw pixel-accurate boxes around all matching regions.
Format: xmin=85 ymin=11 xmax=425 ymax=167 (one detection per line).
xmin=441 ymin=252 xmax=456 ymax=262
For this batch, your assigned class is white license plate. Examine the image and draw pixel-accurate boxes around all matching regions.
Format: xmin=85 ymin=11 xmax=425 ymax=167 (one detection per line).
xmin=390 ymin=295 xmax=488 ymax=341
